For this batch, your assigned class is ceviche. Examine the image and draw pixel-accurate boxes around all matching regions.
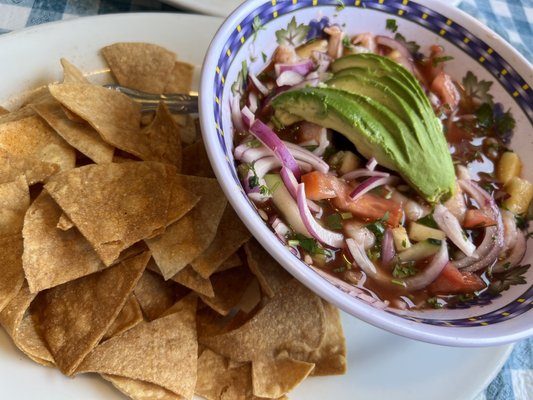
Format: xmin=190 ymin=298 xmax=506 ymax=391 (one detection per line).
xmin=232 ymin=18 xmax=533 ymax=310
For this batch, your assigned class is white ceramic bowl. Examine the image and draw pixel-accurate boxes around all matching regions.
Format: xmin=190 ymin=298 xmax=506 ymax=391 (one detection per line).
xmin=200 ymin=0 xmax=533 ymax=347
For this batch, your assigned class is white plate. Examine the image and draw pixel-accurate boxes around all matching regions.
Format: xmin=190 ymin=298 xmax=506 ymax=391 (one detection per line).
xmin=0 ymin=13 xmax=511 ymax=400
xmin=161 ymin=0 xmax=463 ymax=17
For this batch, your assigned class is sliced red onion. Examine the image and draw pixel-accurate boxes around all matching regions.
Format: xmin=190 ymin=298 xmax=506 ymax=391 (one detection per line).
xmin=248 ymin=192 xmax=268 ymax=203
xmin=249 ymin=119 xmax=301 ymax=180
xmin=234 ymin=141 xmax=253 ymax=160
xmin=381 ymin=228 xmax=395 ymax=266
xmin=342 ymin=169 xmax=389 ymax=181
xmin=501 ymin=209 xmax=518 ymax=251
xmin=376 ymin=35 xmax=416 ymax=74
xmin=241 ymin=105 xmax=255 ymax=129
xmin=249 ymin=72 xmax=269 ymax=96
xmin=231 ymin=95 xmax=245 ymax=133
xmin=433 ymin=204 xmax=476 ymax=257
xmin=248 ymin=91 xmax=259 ymax=113
xmin=293 ymin=72 xmax=321 ymax=89
xmin=389 ymin=190 xmax=429 ymax=221
xmin=274 ymin=59 xmax=314 ymax=77
xmin=276 ymin=70 xmax=305 ymax=87
xmin=366 ymin=157 xmax=378 ymax=171
xmin=349 ymin=176 xmax=398 ymax=200
xmin=280 ymin=167 xmax=321 ymax=213
xmin=346 ymin=237 xmax=378 ymax=276
xmin=238 ymin=146 xmax=273 ymax=163
xmin=284 ymin=141 xmax=329 ymax=174
xmin=492 ymin=231 xmax=527 ymax=273
xmin=455 ymin=180 xmax=504 ymax=272
xmin=313 ymin=50 xmax=332 ymax=72
xmin=272 ymin=217 xmax=291 ymax=242
xmin=297 ymin=183 xmax=344 ymax=248
xmin=252 ymin=156 xmax=311 ymax=179
xmin=402 ymin=241 xmax=448 ymax=291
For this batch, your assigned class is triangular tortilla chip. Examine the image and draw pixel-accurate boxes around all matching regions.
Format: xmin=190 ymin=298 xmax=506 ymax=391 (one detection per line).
xmin=140 ymin=102 xmax=182 ymax=171
xmin=44 ymin=162 xmax=196 ymax=265
xmin=102 ymin=375 xmax=185 ymax=400
xmin=0 ymin=148 xmax=58 ymax=186
xmin=218 ymin=252 xmax=242 ymax=272
xmin=32 ymin=101 xmax=114 ymax=164
xmin=146 ymin=175 xmax=227 ymax=280
xmin=102 ymin=43 xmax=177 ymax=94
xmin=164 ymin=61 xmax=194 ymax=94
xmin=199 ymin=266 xmax=255 ymax=316
xmin=47 ymin=82 xmax=150 ymax=159
xmin=34 ymin=251 xmax=149 ymax=375
xmin=200 ymin=279 xmax=326 ymax=362
xmin=22 ymin=192 xmax=107 ymax=293
xmin=134 ymin=266 xmax=188 ymax=321
xmin=244 ymin=238 xmax=292 ymax=298
xmin=0 ymin=235 xmax=25 ymax=313
xmin=102 ymin=294 xmax=144 ymax=341
xmin=171 ymin=266 xmax=215 ymax=298
xmin=0 ymin=114 xmax=76 ymax=171
xmin=57 ymin=212 xmax=74 ymax=231
xmin=77 ymin=295 xmax=197 ymax=399
xmin=289 ymin=300 xmax=347 ymax=376
xmin=60 ymin=58 xmax=89 ymax=84
xmin=181 ymin=139 xmax=215 ymax=177
xmin=191 ymin=206 xmax=251 ymax=279
xmin=0 ymin=176 xmax=29 ymax=237
xmin=251 ymin=354 xmax=314 ymax=398
xmin=0 ymin=283 xmax=54 ymax=367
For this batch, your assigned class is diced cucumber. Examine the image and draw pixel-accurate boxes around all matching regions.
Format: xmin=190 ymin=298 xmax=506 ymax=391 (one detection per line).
xmin=264 ymin=174 xmax=310 ymax=236
xmin=396 ymin=239 xmax=441 ymax=262
xmin=408 ymin=221 xmax=446 ymax=242
xmin=338 ymin=151 xmax=361 ymax=175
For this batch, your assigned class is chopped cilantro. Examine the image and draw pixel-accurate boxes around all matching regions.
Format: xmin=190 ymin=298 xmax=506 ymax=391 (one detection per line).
xmin=386 ymin=19 xmax=398 ymax=33
xmin=392 ymin=261 xmax=418 ymax=278
xmin=293 ymin=234 xmax=326 ymax=256
xmin=462 ymin=71 xmax=493 ymax=105
xmin=246 ymin=139 xmax=261 ymax=148
xmin=393 ymin=33 xmax=420 ymax=54
xmin=261 ymin=51 xmax=268 ymax=63
xmin=336 ymin=0 xmax=345 ymax=11
xmin=326 ymin=214 xmax=343 ymax=230
xmin=416 ymin=214 xmax=439 ymax=229
xmin=391 ymin=279 xmax=406 ymax=287
xmin=488 ymin=264 xmax=530 ymax=294
xmin=342 ymin=35 xmax=351 ymax=48
xmin=248 ymin=175 xmax=259 ymax=189
xmin=252 ymin=15 xmax=265 ymax=42
xmin=432 ymin=55 xmax=454 ymax=67
xmin=427 ymin=297 xmax=443 ymax=309
xmin=259 ymin=185 xmax=271 ymax=196
xmin=333 ymin=266 xmax=346 ymax=273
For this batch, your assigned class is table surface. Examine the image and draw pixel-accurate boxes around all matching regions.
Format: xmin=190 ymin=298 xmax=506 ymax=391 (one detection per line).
xmin=0 ymin=1 xmax=531 ymax=399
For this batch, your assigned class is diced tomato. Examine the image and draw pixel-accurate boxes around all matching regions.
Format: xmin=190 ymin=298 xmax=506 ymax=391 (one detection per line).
xmin=428 ymin=262 xmax=486 ymax=294
xmin=302 ymin=171 xmax=339 ymax=200
xmin=301 ymin=171 xmax=403 ymax=226
xmin=463 ymin=209 xmax=497 ymax=229
xmin=431 ymin=71 xmax=460 ymax=111
xmin=333 ymin=188 xmax=403 ymax=227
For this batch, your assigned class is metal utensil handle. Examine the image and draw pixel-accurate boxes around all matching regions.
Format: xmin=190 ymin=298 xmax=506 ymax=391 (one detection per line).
xmin=104 ymin=84 xmax=199 ymax=114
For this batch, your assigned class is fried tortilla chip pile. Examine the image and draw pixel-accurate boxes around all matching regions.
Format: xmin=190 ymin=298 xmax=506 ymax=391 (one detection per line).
xmin=0 ymin=42 xmax=346 ymax=399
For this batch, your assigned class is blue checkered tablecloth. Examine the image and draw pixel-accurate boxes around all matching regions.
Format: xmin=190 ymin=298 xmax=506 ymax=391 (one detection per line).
xmin=0 ymin=1 xmax=532 ymax=399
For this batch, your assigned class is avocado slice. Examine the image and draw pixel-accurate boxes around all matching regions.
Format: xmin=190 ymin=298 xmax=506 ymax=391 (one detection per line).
xmin=271 ymin=85 xmax=455 ymax=203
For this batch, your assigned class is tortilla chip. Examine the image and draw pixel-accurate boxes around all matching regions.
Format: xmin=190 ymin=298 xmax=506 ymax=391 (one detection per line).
xmin=60 ymin=58 xmax=89 ymax=84
xmin=0 ymin=176 xmax=30 ymax=237
xmin=102 ymin=43 xmax=176 ymax=94
xmin=0 ymin=105 xmax=36 ymax=124
xmin=0 ymin=235 xmax=25 ymax=313
xmin=218 ymin=252 xmax=242 ymax=272
xmin=289 ymin=300 xmax=347 ymax=376
xmin=196 ymin=349 xmax=253 ymax=400
xmin=0 ymin=148 xmax=58 ymax=185
xmin=47 ymin=83 xmax=149 ymax=159
xmin=57 ymin=212 xmax=74 ymax=231
xmin=0 ymin=114 xmax=76 ymax=171
xmin=0 ymin=106 xmax=8 ymax=115
xmin=22 ymin=192 xmax=107 ymax=293
xmin=35 ymin=251 xmax=149 ymax=375
xmin=164 ymin=61 xmax=194 ymax=94
xmin=44 ymin=162 xmax=196 ymax=265
xmin=140 ymin=103 xmax=182 ymax=171
xmin=181 ymin=139 xmax=214 ymax=178
xmin=134 ymin=266 xmax=188 ymax=321
xmin=237 ymin=278 xmax=262 ymax=314
xmin=0 ymin=283 xmax=54 ymax=366
xmin=200 ymin=266 xmax=255 ymax=316
xmin=146 ymin=175 xmax=227 ymax=280
xmin=200 ymin=279 xmax=325 ymax=362
xmin=191 ymin=206 xmax=251 ymax=279
xmin=165 ymin=172 xmax=202 ymax=227
xmin=77 ymin=295 xmax=197 ymax=399
xmin=102 ymin=295 xmax=144 ymax=341
xmin=171 ymin=266 xmax=214 ymax=298
xmin=251 ymin=354 xmax=314 ymax=398
xmin=32 ymin=101 xmax=114 ymax=164
xmin=244 ymin=239 xmax=292 ymax=298
xmin=103 ymin=375 xmax=184 ymax=400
